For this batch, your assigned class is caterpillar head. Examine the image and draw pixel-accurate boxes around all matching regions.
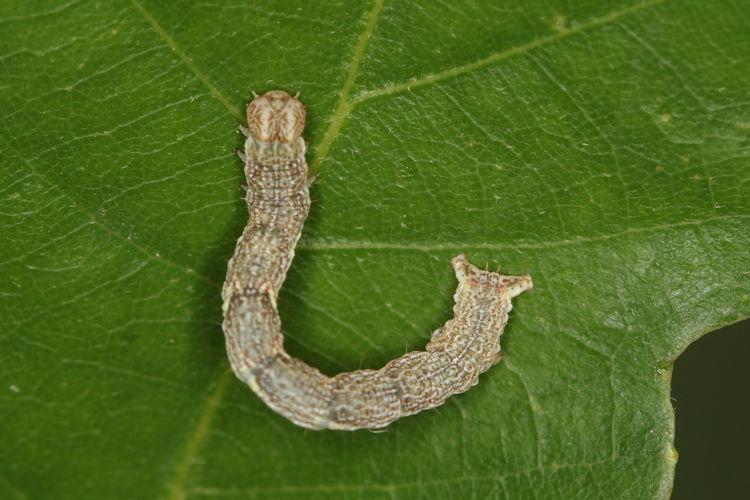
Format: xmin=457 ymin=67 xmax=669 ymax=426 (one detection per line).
xmin=246 ymin=90 xmax=306 ymax=144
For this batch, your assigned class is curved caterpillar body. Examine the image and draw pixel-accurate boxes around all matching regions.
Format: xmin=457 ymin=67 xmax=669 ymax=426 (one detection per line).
xmin=222 ymin=90 xmax=533 ymax=431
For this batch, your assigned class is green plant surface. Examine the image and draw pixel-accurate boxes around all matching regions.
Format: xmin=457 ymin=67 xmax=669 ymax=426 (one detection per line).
xmin=1 ymin=0 xmax=748 ymax=498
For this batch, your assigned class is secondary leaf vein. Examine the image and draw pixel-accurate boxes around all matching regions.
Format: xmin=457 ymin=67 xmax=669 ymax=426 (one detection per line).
xmin=352 ymin=0 xmax=670 ymax=104
xmin=129 ymin=0 xmax=242 ymax=118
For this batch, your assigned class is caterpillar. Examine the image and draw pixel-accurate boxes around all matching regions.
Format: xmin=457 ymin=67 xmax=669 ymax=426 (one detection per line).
xmin=221 ymin=90 xmax=532 ymax=430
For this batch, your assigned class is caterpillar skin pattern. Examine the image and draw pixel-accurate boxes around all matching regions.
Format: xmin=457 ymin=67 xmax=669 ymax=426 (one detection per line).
xmin=222 ymin=90 xmax=533 ymax=431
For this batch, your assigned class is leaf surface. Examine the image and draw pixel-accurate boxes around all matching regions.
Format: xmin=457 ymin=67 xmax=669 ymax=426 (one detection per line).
xmin=1 ymin=0 xmax=748 ymax=498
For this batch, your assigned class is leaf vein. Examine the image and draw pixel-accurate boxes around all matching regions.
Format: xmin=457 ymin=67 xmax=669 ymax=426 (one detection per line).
xmin=296 ymin=215 xmax=747 ymax=252
xmin=308 ymin=0 xmax=384 ymax=175
xmin=128 ymin=0 xmax=241 ymax=118
xmin=352 ymin=0 xmax=670 ymax=104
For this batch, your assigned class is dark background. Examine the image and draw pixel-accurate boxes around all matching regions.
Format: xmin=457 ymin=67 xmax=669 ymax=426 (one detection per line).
xmin=672 ymin=317 xmax=750 ymax=499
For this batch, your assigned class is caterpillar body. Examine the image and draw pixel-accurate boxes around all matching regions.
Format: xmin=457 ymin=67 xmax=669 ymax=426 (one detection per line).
xmin=222 ymin=90 xmax=532 ymax=430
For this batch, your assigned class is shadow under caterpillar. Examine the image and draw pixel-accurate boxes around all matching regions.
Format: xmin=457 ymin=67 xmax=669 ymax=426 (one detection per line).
xmin=222 ymin=90 xmax=532 ymax=430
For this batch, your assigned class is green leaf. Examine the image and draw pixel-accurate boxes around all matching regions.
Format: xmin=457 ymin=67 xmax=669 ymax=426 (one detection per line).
xmin=1 ymin=0 xmax=748 ymax=498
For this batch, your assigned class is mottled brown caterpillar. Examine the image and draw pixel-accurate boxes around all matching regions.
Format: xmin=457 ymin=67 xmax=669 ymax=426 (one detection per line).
xmin=222 ymin=90 xmax=532 ymax=430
